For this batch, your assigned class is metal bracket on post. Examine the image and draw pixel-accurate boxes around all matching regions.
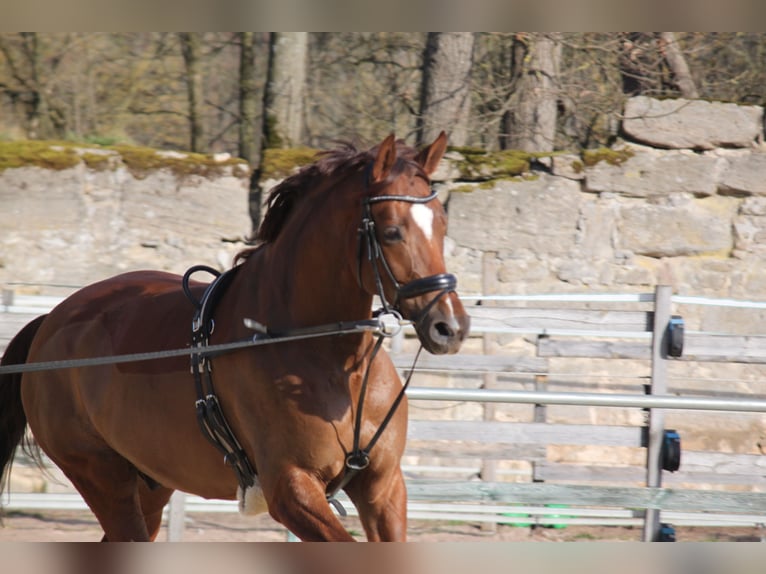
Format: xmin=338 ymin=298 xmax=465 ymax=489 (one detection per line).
xmin=667 ymin=316 xmax=685 ymax=358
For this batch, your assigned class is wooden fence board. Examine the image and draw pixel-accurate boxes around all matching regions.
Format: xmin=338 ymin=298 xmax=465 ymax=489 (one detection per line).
xmin=537 ymin=337 xmax=651 ymax=360
xmin=683 ymin=333 xmax=766 ymax=364
xmin=535 ymin=461 xmax=766 ymax=487
xmin=467 ymin=307 xmax=653 ymax=333
xmin=391 ymin=352 xmax=548 ymax=374
xmin=408 ymin=420 xmax=644 ymax=447
xmin=404 ymin=481 xmax=766 ymax=514
xmin=0 ymin=312 xmax=39 ymax=350
xmin=404 ymin=441 xmax=546 ymax=461
xmin=5 ymin=291 xmax=766 ymax=535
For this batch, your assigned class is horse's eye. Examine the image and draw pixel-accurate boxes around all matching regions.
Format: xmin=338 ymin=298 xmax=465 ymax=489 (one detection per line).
xmin=382 ymin=226 xmax=404 ymax=244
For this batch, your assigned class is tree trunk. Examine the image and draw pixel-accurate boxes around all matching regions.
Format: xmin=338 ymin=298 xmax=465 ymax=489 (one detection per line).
xmin=179 ymin=32 xmax=204 ymax=152
xmin=263 ymin=32 xmax=307 ymax=148
xmin=659 ymin=32 xmax=699 ymax=99
xmin=238 ymin=32 xmax=259 ymax=166
xmin=237 ymin=32 xmax=264 ymax=234
xmin=505 ymin=33 xmax=561 ymax=152
xmin=417 ymin=32 xmax=475 ymax=147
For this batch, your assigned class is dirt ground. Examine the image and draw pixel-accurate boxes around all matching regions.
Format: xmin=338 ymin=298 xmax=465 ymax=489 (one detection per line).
xmin=1 ymin=508 xmax=763 ymax=542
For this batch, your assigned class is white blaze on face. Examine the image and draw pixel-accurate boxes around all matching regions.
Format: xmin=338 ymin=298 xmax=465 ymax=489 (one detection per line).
xmin=410 ymin=203 xmax=434 ymax=242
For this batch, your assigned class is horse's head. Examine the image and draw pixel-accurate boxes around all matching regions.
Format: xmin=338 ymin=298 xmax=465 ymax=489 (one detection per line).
xmin=359 ymin=132 xmax=470 ymax=355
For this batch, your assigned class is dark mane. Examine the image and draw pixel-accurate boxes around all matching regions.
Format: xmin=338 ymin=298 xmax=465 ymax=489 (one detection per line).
xmin=257 ymin=143 xmax=370 ymax=244
xmin=235 ymin=139 xmax=425 ymax=264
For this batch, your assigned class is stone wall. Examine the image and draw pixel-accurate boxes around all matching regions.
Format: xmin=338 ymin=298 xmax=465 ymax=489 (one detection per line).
xmin=3 ymin=96 xmax=764 ymax=303
xmin=441 ymin=96 xmax=766 ymax=305
xmin=430 ymin=96 xmax=766 ymax=460
xmin=0 ymin=149 xmax=251 ymax=291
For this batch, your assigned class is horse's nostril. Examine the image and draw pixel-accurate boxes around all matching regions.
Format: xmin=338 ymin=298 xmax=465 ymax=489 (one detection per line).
xmin=434 ymin=322 xmax=454 ymax=338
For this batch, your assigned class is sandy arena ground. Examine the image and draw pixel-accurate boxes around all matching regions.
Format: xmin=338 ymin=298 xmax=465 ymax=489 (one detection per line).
xmin=1 ymin=507 xmax=763 ymax=542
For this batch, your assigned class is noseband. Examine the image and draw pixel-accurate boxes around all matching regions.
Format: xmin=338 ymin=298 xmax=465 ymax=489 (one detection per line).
xmin=357 ymin=186 xmax=457 ymax=323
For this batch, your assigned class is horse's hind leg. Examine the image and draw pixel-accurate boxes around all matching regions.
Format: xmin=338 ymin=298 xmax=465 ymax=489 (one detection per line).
xmin=52 ymin=450 xmax=152 ymax=541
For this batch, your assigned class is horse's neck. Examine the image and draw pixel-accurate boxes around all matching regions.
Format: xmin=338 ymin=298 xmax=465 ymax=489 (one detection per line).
xmin=235 ymin=240 xmax=373 ymax=330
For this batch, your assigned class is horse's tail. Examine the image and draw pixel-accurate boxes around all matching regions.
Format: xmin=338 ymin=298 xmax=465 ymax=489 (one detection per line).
xmin=0 ymin=314 xmax=48 ymax=499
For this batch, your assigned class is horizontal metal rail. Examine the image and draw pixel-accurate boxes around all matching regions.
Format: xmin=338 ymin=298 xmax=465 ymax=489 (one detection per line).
xmin=406 ymin=387 xmax=766 ymax=413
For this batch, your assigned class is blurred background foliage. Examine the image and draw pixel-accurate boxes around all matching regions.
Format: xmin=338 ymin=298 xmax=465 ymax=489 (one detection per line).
xmin=1 ymin=32 xmax=764 ymax=161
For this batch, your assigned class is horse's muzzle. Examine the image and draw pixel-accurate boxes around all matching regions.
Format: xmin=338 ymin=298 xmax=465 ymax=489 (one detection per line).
xmin=414 ymin=294 xmax=470 ymax=355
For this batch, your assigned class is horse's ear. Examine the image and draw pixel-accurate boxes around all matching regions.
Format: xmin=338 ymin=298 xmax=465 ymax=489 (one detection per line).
xmin=370 ymin=133 xmax=397 ymax=184
xmin=415 ymin=131 xmax=448 ymax=176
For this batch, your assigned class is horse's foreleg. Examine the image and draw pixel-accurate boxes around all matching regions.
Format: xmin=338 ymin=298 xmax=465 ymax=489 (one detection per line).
xmin=266 ymin=467 xmax=356 ymax=541
xmin=345 ymin=467 xmax=407 ymax=541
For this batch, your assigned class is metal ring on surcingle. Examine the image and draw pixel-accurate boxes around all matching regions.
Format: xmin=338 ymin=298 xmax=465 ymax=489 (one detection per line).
xmin=345 ymin=452 xmax=370 ymax=471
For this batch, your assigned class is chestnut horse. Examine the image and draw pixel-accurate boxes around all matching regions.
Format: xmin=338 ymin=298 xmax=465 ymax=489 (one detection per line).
xmin=0 ymin=132 xmax=469 ymax=541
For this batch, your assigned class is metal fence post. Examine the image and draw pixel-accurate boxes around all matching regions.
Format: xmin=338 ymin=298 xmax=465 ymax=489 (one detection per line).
xmin=480 ymin=251 xmax=498 ymax=533
xmin=167 ymin=490 xmax=186 ymax=541
xmin=643 ymin=285 xmax=672 ymax=541
xmin=2 ymin=289 xmax=13 ymax=312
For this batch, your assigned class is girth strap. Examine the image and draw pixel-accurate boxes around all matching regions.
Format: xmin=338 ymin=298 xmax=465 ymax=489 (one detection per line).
xmin=184 ymin=265 xmax=256 ymax=492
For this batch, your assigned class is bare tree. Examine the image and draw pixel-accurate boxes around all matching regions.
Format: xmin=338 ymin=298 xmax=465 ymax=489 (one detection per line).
xmin=237 ymin=32 xmax=265 ymax=232
xmin=179 ymin=33 xmax=205 ymax=152
xmin=2 ymin=32 xmax=765 ymax=156
xmin=263 ymin=32 xmax=307 ymax=148
xmin=417 ymin=32 xmax=475 ymax=147
xmin=238 ymin=33 xmax=259 ymax=165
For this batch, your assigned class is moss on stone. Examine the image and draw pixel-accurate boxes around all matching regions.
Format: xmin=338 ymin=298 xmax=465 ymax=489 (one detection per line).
xmin=0 ymin=140 xmax=81 ymax=172
xmin=80 ymin=152 xmax=114 ymax=171
xmin=581 ymin=147 xmax=634 ymax=168
xmin=450 ymin=148 xmax=536 ymax=181
xmin=0 ymin=140 xmax=249 ymax=179
xmin=451 ymin=184 xmax=478 ymax=193
xmin=110 ymin=145 xmax=248 ymax=180
xmin=260 ymin=147 xmax=319 ymax=180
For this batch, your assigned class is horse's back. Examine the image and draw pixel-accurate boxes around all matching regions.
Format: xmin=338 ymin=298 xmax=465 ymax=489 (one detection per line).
xmin=29 ymin=270 xmax=194 ymax=355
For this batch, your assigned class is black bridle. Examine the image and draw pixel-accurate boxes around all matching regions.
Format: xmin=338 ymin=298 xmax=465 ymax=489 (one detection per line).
xmin=357 ymin=187 xmax=458 ymax=323
xmin=324 ymin=174 xmax=460 ymax=510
